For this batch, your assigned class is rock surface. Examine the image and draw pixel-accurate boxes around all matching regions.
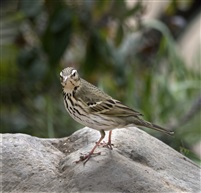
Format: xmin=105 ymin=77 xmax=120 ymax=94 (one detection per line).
xmin=1 ymin=127 xmax=201 ymax=192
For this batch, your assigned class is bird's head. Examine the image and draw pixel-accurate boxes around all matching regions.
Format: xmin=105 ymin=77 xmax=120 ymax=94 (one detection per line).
xmin=60 ymin=67 xmax=80 ymax=93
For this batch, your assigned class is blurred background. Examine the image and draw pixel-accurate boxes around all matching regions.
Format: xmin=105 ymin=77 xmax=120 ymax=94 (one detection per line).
xmin=1 ymin=0 xmax=200 ymax=164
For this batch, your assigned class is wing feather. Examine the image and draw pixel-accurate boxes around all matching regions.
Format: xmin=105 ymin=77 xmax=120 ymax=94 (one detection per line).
xmin=75 ymin=78 xmax=143 ymax=118
xmin=89 ymin=99 xmax=142 ymax=117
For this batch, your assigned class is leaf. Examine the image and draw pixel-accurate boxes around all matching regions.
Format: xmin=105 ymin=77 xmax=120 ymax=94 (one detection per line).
xmin=115 ymin=24 xmax=124 ymax=47
xmin=42 ymin=8 xmax=73 ymax=66
xmin=20 ymin=0 xmax=43 ymax=18
xmin=124 ymin=2 xmax=142 ymax=18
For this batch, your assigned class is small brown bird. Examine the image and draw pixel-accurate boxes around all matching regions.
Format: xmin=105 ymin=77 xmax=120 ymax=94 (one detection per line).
xmin=60 ymin=67 xmax=174 ymax=164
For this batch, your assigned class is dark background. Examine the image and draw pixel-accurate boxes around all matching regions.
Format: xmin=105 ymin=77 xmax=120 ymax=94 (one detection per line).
xmin=1 ymin=0 xmax=200 ymax=164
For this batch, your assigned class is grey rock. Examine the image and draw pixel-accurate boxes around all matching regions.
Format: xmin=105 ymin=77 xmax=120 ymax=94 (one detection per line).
xmin=1 ymin=127 xmax=201 ymax=192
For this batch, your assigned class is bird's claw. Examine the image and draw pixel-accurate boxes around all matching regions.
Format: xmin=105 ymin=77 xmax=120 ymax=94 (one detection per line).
xmin=75 ymin=152 xmax=101 ymax=164
xmin=96 ymin=141 xmax=114 ymax=150
xmin=103 ymin=142 xmax=114 ymax=150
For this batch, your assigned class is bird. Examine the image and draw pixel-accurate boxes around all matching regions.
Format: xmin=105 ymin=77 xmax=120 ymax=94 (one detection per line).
xmin=60 ymin=67 xmax=174 ymax=164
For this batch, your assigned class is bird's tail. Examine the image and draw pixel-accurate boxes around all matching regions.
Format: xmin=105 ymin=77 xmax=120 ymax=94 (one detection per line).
xmin=139 ymin=120 xmax=174 ymax=136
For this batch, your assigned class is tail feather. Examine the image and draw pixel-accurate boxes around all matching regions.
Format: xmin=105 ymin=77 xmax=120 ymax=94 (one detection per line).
xmin=139 ymin=120 xmax=174 ymax=136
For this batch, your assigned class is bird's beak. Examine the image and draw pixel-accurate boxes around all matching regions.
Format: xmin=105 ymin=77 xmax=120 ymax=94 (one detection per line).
xmin=60 ymin=72 xmax=68 ymax=85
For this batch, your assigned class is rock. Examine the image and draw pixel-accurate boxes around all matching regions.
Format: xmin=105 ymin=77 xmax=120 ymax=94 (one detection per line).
xmin=1 ymin=127 xmax=201 ymax=192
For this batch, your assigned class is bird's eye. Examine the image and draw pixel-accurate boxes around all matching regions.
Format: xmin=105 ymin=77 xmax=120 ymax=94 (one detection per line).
xmin=71 ymin=70 xmax=77 ymax=78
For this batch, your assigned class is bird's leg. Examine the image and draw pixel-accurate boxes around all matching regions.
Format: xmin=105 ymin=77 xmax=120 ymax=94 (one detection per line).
xmin=76 ymin=130 xmax=105 ymax=164
xmin=95 ymin=130 xmax=113 ymax=149
xmin=103 ymin=130 xmax=113 ymax=150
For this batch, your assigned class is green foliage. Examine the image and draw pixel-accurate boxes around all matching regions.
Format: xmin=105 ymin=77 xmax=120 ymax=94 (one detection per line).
xmin=1 ymin=0 xmax=200 ymax=163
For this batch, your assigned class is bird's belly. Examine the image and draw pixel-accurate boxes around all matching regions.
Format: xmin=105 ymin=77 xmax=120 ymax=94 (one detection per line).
xmin=66 ymin=107 xmax=119 ymax=130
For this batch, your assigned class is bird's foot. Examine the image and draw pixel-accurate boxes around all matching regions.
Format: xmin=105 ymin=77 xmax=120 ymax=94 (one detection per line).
xmin=96 ymin=141 xmax=114 ymax=150
xmin=75 ymin=152 xmax=101 ymax=165
xmin=103 ymin=141 xmax=114 ymax=150
xmin=96 ymin=140 xmax=106 ymax=146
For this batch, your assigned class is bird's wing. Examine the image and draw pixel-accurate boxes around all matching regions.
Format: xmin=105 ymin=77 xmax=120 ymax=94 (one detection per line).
xmin=89 ymin=99 xmax=143 ymax=117
xmin=76 ymin=79 xmax=142 ymax=117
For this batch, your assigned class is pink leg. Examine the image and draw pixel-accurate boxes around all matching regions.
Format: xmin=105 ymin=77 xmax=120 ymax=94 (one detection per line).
xmin=103 ymin=130 xmax=113 ymax=150
xmin=108 ymin=130 xmax=113 ymax=149
xmin=76 ymin=130 xmax=105 ymax=164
